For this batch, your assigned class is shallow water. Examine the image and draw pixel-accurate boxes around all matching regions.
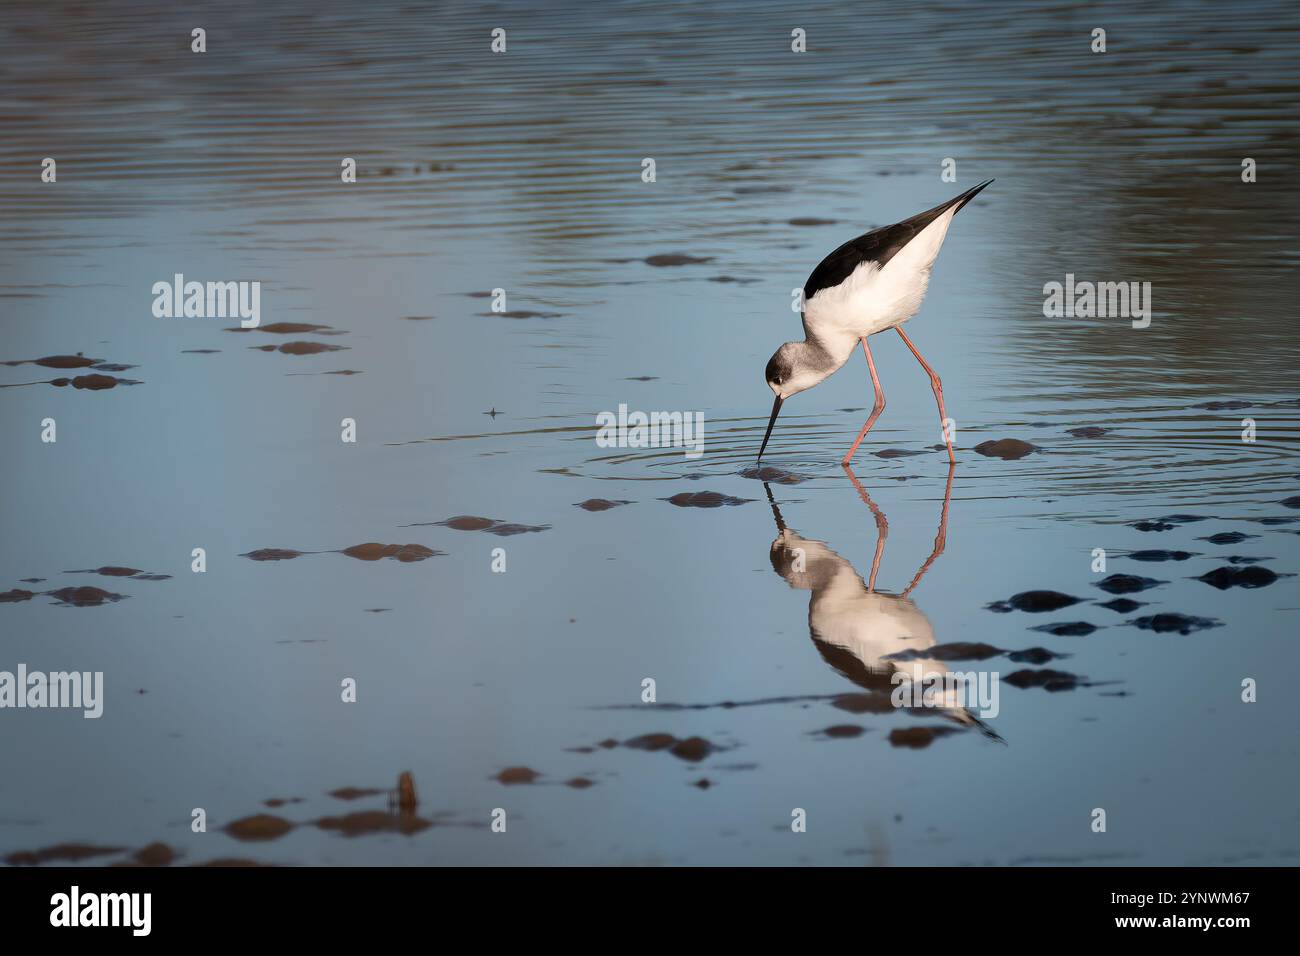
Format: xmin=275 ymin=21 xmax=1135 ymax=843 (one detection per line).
xmin=1 ymin=0 xmax=1298 ymax=866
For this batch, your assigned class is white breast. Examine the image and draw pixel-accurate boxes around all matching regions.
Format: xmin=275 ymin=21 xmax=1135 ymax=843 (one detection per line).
xmin=804 ymin=205 xmax=958 ymax=339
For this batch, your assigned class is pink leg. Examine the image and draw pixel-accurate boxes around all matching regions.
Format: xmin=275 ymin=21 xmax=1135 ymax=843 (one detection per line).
xmin=841 ymin=337 xmax=886 ymax=466
xmin=842 ymin=464 xmax=888 ymax=592
xmin=902 ymin=462 xmax=954 ymax=597
xmin=896 ymin=326 xmax=955 ymax=464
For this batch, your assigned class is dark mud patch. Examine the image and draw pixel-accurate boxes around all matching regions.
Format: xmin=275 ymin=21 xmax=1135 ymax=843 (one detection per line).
xmin=182 ymin=348 xmax=221 ymax=354
xmin=1125 ymin=550 xmax=1196 ymax=562
xmin=250 ymin=341 xmax=348 ymax=356
xmin=496 ymin=767 xmax=541 ymax=785
xmin=240 ymin=548 xmax=307 ymax=561
xmin=815 ymin=724 xmax=867 ymax=739
xmin=1196 ymin=566 xmax=1280 ymax=590
xmin=242 ymin=544 xmax=442 ymax=562
xmin=65 ymin=566 xmax=171 ymax=581
xmin=46 ymin=586 xmax=126 ymax=607
xmin=1198 ymin=531 xmax=1257 ymax=545
xmin=0 ymin=373 xmax=146 ymax=390
xmin=315 ymin=811 xmax=430 ymax=837
xmin=1004 ymin=669 xmax=1084 ymax=691
xmin=1096 ymin=598 xmax=1145 ymax=613
xmin=131 ymin=843 xmax=178 ymax=867
xmin=1007 ymin=647 xmax=1068 ymax=664
xmin=1129 ymin=613 xmax=1223 ymax=635
xmin=1131 ymin=521 xmax=1175 ymax=532
xmin=575 ymin=498 xmax=633 ymax=511
xmin=223 ymin=814 xmax=294 ymax=842
xmin=1066 ymin=426 xmax=1109 ymax=438
xmin=624 ymin=733 xmax=716 ymax=762
xmin=874 ymin=447 xmax=929 ymax=458
xmin=974 ymin=438 xmax=1037 ymax=460
xmin=832 ymin=692 xmax=896 ymax=715
xmin=428 ymin=516 xmax=550 ymax=535
xmin=1094 ymin=574 xmax=1164 ymax=595
xmin=986 ymin=590 xmax=1082 ymax=613
xmin=624 ymin=375 xmax=658 ymax=381
xmin=566 ymin=777 xmax=596 ymax=789
xmin=1030 ymin=621 xmax=1097 ymax=636
xmin=5 ymin=843 xmax=127 ymax=865
xmin=480 ymin=309 xmax=564 ymax=319
xmin=0 ymin=589 xmax=38 ymax=603
xmin=328 ymin=787 xmax=387 ymax=801
xmin=2 ymin=353 xmax=101 ymax=369
xmin=339 ymin=543 xmax=442 ymax=562
xmin=645 ymin=253 xmax=714 ymax=267
xmin=226 ymin=322 xmax=337 ymax=335
xmin=663 ymin=491 xmax=752 ymax=508
xmin=889 ymin=726 xmax=960 ymax=749
xmin=56 ymin=374 xmax=139 ymax=390
xmin=739 ymin=465 xmax=807 ymax=483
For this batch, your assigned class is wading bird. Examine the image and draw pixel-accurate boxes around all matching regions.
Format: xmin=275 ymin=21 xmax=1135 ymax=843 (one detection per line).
xmin=758 ymin=180 xmax=993 ymax=464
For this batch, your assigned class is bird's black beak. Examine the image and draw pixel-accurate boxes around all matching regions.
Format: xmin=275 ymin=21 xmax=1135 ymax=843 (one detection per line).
xmin=757 ymin=395 xmax=783 ymax=461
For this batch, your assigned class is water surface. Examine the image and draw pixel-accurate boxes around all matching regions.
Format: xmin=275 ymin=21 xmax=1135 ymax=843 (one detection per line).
xmin=1 ymin=0 xmax=1298 ymax=866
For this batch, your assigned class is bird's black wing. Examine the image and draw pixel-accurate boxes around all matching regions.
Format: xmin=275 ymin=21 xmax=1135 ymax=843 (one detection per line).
xmin=802 ymin=179 xmax=993 ymax=301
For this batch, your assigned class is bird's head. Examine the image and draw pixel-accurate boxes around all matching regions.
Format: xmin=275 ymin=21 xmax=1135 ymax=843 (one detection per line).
xmin=759 ymin=342 xmax=828 ymax=460
xmin=765 ymin=342 xmax=810 ymax=401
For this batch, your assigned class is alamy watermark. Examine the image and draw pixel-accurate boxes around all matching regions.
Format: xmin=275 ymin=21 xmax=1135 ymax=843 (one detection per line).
xmin=50 ymin=886 xmax=150 ymax=936
xmin=891 ymin=665 xmax=1000 ymax=719
xmin=151 ymin=274 xmax=260 ymax=328
xmin=596 ymin=404 xmax=704 ymax=459
xmin=1043 ymin=273 xmax=1151 ymax=329
xmin=0 ymin=664 xmax=103 ymax=718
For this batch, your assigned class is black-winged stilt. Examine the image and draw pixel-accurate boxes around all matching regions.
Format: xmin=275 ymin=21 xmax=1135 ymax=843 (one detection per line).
xmin=758 ymin=179 xmax=993 ymax=465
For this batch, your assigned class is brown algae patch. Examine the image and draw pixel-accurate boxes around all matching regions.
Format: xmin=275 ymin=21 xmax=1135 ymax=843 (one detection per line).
xmin=624 ymin=733 xmax=716 ymax=762
xmin=65 ymin=566 xmax=171 ymax=581
xmin=973 ymin=438 xmax=1037 ymax=460
xmin=250 ymin=342 xmax=347 ymax=355
xmin=431 ymin=516 xmax=550 ymax=536
xmin=889 ymin=726 xmax=960 ymax=749
xmin=663 ymin=491 xmax=752 ymax=508
xmin=575 ymin=499 xmax=633 ymax=512
xmin=338 ymin=543 xmax=442 ymax=562
xmin=5 ymin=843 xmax=127 ymax=865
xmin=315 ymin=811 xmax=430 ymax=837
xmin=46 ymin=586 xmax=126 ymax=607
xmin=495 ymin=767 xmax=541 ymax=785
xmin=226 ymin=322 xmax=337 ymax=335
xmin=223 ymin=814 xmax=295 ymax=842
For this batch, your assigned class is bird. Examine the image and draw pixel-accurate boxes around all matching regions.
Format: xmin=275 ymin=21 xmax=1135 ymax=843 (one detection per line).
xmin=758 ymin=179 xmax=993 ymax=465
xmin=763 ymin=465 xmax=1002 ymax=741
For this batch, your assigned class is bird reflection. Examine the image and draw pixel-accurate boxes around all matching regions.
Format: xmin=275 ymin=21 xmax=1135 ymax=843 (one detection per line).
xmin=765 ymin=464 xmax=1000 ymax=740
